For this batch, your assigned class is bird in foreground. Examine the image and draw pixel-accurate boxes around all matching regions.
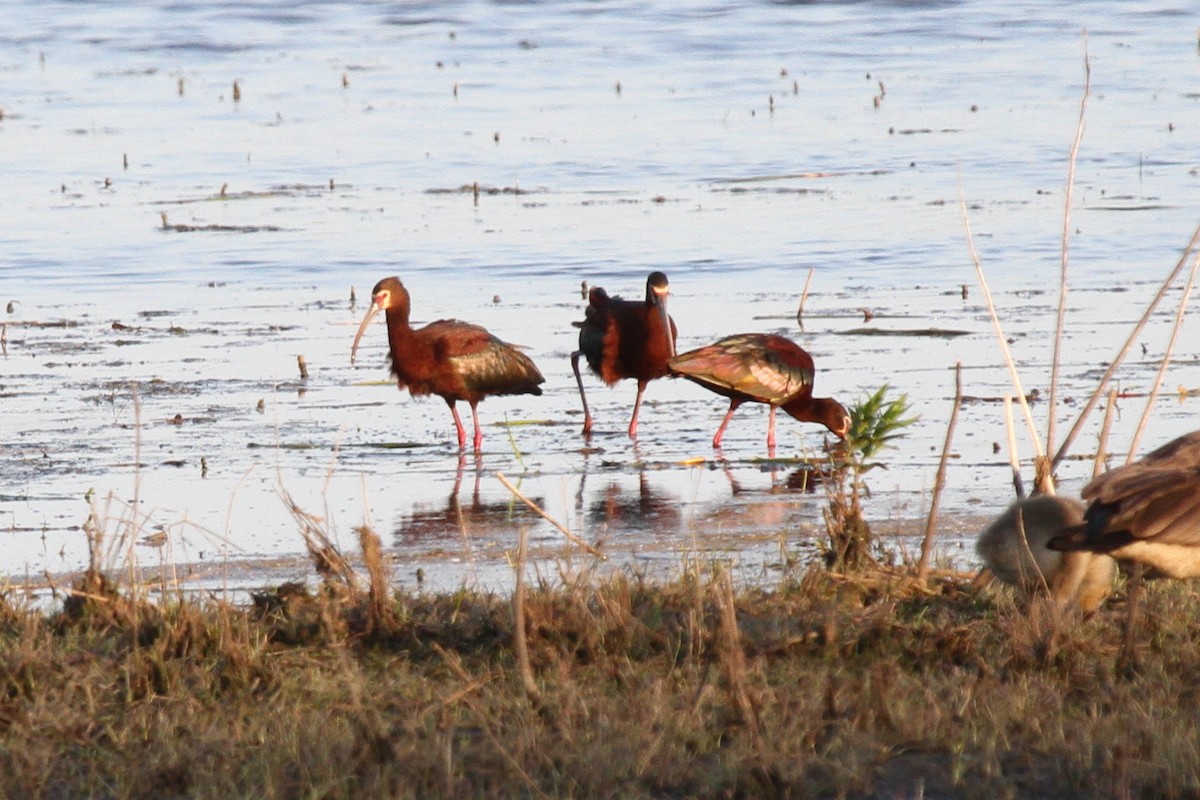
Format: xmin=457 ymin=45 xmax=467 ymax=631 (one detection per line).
xmin=350 ymin=277 xmax=544 ymax=453
xmin=570 ymin=271 xmax=677 ymax=437
xmin=668 ymin=333 xmax=849 ymax=450
xmin=977 ymin=494 xmax=1116 ymax=613
xmin=1048 ymin=430 xmax=1200 ymax=578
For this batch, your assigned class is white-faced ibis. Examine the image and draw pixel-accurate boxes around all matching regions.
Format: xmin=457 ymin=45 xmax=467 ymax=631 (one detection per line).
xmin=668 ymin=333 xmax=849 ymax=450
xmin=351 ymin=277 xmax=545 ymax=453
xmin=570 ymin=271 xmax=677 ymax=437
xmin=1048 ymin=430 xmax=1200 ymax=578
xmin=977 ymin=494 xmax=1116 ymax=613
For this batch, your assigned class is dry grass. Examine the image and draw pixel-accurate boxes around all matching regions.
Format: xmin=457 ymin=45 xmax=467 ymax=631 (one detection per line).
xmin=3 ymin=560 xmax=1200 ymax=799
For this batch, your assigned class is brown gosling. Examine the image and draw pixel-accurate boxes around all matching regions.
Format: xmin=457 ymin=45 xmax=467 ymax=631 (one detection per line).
xmin=978 ymin=494 xmax=1117 ymax=614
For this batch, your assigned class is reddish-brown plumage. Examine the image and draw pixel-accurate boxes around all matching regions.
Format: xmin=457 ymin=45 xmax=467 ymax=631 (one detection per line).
xmin=669 ymin=333 xmax=849 ymax=451
xmin=571 ymin=271 xmax=677 ymax=437
xmin=351 ymin=277 xmax=544 ymax=452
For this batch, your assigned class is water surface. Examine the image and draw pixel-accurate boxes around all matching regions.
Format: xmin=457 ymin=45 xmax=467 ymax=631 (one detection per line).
xmin=2 ymin=0 xmax=1199 ymax=593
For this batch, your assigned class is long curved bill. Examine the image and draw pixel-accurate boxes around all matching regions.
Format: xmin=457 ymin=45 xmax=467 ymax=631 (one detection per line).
xmin=656 ymin=291 xmax=675 ymax=357
xmin=350 ymin=301 xmax=382 ymax=364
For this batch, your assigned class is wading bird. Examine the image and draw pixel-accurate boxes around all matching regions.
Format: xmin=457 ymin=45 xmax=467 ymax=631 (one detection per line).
xmin=571 ymin=271 xmax=677 ymax=437
xmin=668 ymin=333 xmax=849 ymax=450
xmin=977 ymin=494 xmax=1116 ymax=613
xmin=1049 ymin=430 xmax=1200 ymax=578
xmin=351 ymin=277 xmax=544 ymax=453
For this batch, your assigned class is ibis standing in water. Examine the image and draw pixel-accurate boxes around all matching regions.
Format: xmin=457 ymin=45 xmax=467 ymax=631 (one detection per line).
xmin=669 ymin=333 xmax=849 ymax=451
xmin=351 ymin=277 xmax=545 ymax=453
xmin=570 ymin=271 xmax=677 ymax=437
xmin=1049 ymin=430 xmax=1200 ymax=578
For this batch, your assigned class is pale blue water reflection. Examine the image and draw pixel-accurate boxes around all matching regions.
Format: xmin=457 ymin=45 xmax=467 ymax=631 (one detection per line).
xmin=1 ymin=0 xmax=1198 ymax=591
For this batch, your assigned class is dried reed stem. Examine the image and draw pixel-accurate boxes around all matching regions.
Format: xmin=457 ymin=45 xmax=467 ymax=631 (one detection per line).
xmin=1014 ymin=504 xmax=1051 ymax=594
xmin=961 ymin=192 xmax=1045 ymax=461
xmin=1120 ymin=562 xmax=1145 ymax=673
xmin=512 ymin=525 xmax=542 ymax=706
xmin=1094 ymin=387 xmax=1118 ymax=480
xmin=712 ymin=571 xmax=762 ymax=746
xmin=433 ymin=644 xmax=550 ymax=800
xmin=1003 ymin=395 xmax=1026 ymax=499
xmin=357 ymin=525 xmax=394 ymax=634
xmin=1047 ymin=47 xmax=1090 ymax=454
xmin=495 ymin=472 xmax=605 ymax=559
xmin=917 ymin=361 xmax=962 ymax=580
xmin=1051 ymin=222 xmax=1200 ymax=470
xmin=1126 ymin=249 xmax=1200 ymax=462
xmin=120 ymin=384 xmax=146 ymax=620
xmin=281 ymin=489 xmax=358 ymax=592
xmin=796 ymin=266 xmax=815 ymax=330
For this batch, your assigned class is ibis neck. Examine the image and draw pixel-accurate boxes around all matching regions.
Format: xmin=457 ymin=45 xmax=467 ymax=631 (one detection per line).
xmin=385 ymin=304 xmax=412 ymax=333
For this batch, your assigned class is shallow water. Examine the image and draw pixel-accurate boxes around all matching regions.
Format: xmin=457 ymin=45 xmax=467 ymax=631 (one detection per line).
xmin=3 ymin=0 xmax=1200 ymax=594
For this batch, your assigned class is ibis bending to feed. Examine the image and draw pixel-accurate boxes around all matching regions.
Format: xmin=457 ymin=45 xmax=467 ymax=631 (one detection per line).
xmin=668 ymin=333 xmax=849 ymax=450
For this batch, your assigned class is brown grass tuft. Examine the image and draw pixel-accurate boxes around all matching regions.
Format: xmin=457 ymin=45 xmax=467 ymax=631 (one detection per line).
xmin=6 ymin=561 xmax=1200 ymax=797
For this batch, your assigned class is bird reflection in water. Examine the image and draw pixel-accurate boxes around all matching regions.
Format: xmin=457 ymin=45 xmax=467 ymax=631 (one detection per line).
xmin=393 ymin=456 xmax=545 ymax=542
xmin=575 ymin=451 xmax=832 ymax=543
xmin=583 ymin=469 xmax=684 ymax=537
xmin=690 ymin=457 xmax=832 ymax=535
xmin=721 ymin=458 xmax=826 ymax=497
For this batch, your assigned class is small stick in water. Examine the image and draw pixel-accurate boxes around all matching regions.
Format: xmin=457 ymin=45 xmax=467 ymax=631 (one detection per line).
xmin=795 ymin=266 xmax=814 ymax=330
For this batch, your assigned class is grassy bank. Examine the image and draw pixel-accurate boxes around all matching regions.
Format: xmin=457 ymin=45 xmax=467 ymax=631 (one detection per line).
xmin=2 ymin=561 xmax=1199 ymax=799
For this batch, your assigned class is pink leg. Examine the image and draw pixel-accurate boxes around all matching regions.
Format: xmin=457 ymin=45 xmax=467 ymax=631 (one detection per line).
xmin=712 ymin=399 xmax=743 ymax=448
xmin=571 ymin=351 xmax=594 ymax=435
xmin=448 ymin=402 xmax=468 ymax=450
xmin=628 ymin=380 xmax=647 ymax=438
xmin=469 ymin=402 xmax=483 ymax=453
xmin=767 ymin=405 xmax=778 ymax=458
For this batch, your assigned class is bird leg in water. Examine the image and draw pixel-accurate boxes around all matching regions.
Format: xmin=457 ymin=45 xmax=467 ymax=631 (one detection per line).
xmin=712 ymin=398 xmax=746 ymax=449
xmin=447 ymin=401 xmax=486 ymax=453
xmin=767 ymin=405 xmax=778 ymax=457
xmin=448 ymin=402 xmax=469 ymax=451
xmin=469 ymin=401 xmax=484 ymax=453
xmin=570 ymin=351 xmax=594 ymax=435
xmin=629 ymin=380 xmax=648 ymax=438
